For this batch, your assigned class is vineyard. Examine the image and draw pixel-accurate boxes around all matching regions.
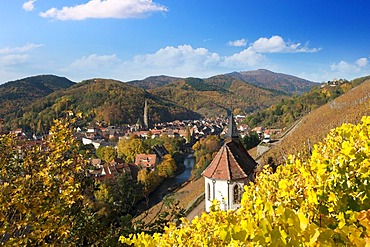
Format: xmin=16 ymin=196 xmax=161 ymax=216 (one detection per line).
xmin=262 ymin=78 xmax=370 ymax=165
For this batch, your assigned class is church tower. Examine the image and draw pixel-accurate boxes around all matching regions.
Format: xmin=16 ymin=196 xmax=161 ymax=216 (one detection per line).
xmin=202 ymin=114 xmax=257 ymax=212
xmin=143 ymin=99 xmax=149 ymax=130
xmin=226 ymin=113 xmax=239 ymax=143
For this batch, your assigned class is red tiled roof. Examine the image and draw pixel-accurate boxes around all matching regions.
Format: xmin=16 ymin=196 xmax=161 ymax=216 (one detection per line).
xmin=135 ymin=154 xmax=158 ymax=168
xmin=202 ymin=140 xmax=257 ymax=180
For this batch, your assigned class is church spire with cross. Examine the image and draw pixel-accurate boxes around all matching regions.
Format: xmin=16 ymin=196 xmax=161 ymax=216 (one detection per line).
xmin=226 ymin=113 xmax=239 ymax=143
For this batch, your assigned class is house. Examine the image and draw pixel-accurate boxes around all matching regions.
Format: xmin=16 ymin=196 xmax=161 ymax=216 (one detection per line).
xmin=110 ymin=158 xmax=131 ymax=174
xmin=89 ymin=158 xmax=132 ymax=181
xmin=91 ymin=158 xmax=102 ymax=168
xmin=135 ymin=154 xmax=159 ymax=170
xmin=202 ymin=114 xmax=257 ymax=212
xmin=152 ymin=145 xmax=169 ymax=161
xmin=10 ymin=128 xmax=26 ymax=137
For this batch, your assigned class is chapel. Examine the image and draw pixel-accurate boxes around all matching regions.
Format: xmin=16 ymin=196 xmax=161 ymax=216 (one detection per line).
xmin=202 ymin=114 xmax=257 ymax=212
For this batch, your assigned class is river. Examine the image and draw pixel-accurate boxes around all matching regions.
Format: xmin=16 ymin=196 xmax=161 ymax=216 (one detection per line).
xmin=144 ymin=154 xmax=195 ymax=208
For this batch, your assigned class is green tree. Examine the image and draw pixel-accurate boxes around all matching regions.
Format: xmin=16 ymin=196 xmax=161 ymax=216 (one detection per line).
xmin=137 ymin=169 xmax=162 ymax=194
xmin=117 ymin=137 xmax=146 ymax=163
xmin=93 ymin=174 xmax=144 ymax=244
xmin=157 ymin=154 xmax=177 ymax=178
xmin=96 ymin=146 xmax=117 ymax=163
xmin=241 ymin=131 xmax=260 ymax=149
xmin=192 ymin=135 xmax=220 ymax=178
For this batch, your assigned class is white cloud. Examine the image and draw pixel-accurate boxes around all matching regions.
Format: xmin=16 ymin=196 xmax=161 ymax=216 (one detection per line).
xmin=356 ymin=57 xmax=368 ymax=67
xmin=0 ymin=43 xmax=44 ymax=83
xmin=329 ymin=57 xmax=370 ymax=77
xmin=330 ymin=60 xmax=356 ymax=72
xmin=0 ymin=35 xmax=322 ymax=83
xmin=69 ymin=54 xmax=121 ymax=70
xmin=0 ymin=43 xmax=43 ymax=54
xmin=0 ymin=43 xmax=42 ymax=67
xmin=251 ymin=35 xmax=319 ymax=53
xmin=120 ymin=45 xmax=224 ymax=79
xmin=22 ymin=0 xmax=36 ymax=12
xmin=222 ymin=47 xmax=265 ymax=68
xmin=227 ymin=38 xmax=247 ymax=47
xmin=0 ymin=54 xmax=29 ymax=66
xmin=131 ymin=45 xmax=221 ymax=68
xmin=40 ymin=0 xmax=168 ymax=21
xmin=303 ymin=57 xmax=370 ymax=82
xmin=0 ymin=54 xmax=30 ymax=83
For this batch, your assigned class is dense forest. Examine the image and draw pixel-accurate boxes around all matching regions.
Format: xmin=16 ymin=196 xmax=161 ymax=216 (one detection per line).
xmin=2 ymin=79 xmax=200 ymax=132
xmin=0 ymin=75 xmax=75 ymax=119
xmin=148 ymin=75 xmax=288 ymax=117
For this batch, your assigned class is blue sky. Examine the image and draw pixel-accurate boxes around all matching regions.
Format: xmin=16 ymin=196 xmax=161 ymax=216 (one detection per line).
xmin=1 ymin=0 xmax=369 ymax=84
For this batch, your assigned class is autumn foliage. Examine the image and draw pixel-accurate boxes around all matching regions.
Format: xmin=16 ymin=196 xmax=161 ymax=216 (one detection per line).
xmin=121 ymin=116 xmax=370 ymax=246
xmin=0 ymin=119 xmax=89 ymax=245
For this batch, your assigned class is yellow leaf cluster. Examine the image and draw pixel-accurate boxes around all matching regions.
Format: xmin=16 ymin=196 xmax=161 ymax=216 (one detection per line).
xmin=0 ymin=119 xmax=88 ymax=245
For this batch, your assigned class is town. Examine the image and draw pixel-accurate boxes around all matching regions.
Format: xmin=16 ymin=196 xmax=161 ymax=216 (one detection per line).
xmin=5 ymin=100 xmax=281 ymax=214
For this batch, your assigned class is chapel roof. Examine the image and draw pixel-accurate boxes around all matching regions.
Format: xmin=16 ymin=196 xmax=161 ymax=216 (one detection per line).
xmin=202 ymin=114 xmax=257 ymax=180
xmin=202 ymin=140 xmax=257 ymax=180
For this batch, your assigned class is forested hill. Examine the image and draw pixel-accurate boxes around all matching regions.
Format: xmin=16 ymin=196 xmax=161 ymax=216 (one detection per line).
xmin=127 ymin=75 xmax=181 ymax=90
xmin=4 ymin=78 xmax=200 ymax=132
xmin=226 ymin=69 xmax=317 ymax=94
xmin=147 ymin=75 xmax=288 ymax=117
xmin=0 ymin=75 xmax=75 ymax=118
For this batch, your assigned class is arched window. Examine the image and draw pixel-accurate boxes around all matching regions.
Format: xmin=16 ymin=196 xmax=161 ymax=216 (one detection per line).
xmin=207 ymin=183 xmax=211 ymax=201
xmin=233 ymin=184 xmax=242 ymax=204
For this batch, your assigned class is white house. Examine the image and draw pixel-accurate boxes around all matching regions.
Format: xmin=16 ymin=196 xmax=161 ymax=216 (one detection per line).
xmin=202 ymin=114 xmax=257 ymax=212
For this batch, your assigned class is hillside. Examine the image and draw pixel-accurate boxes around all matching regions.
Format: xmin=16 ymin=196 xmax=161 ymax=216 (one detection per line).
xmin=148 ymin=75 xmax=288 ymax=117
xmin=243 ymin=79 xmax=355 ymax=129
xmin=125 ymin=69 xmax=316 ymax=116
xmin=0 ymin=75 xmax=75 ymax=119
xmin=127 ymin=75 xmax=181 ymax=90
xmin=227 ymin=69 xmax=317 ymax=94
xmin=5 ymin=78 xmax=200 ymax=132
xmin=260 ymin=75 xmax=370 ymax=165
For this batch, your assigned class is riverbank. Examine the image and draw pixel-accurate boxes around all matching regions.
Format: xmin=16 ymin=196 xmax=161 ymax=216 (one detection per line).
xmin=134 ymin=177 xmax=205 ymax=224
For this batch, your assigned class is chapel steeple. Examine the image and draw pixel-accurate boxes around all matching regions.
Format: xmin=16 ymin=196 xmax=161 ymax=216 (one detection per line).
xmin=226 ymin=113 xmax=239 ymax=143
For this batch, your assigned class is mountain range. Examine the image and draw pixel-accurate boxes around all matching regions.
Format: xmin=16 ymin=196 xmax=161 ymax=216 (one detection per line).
xmin=0 ymin=69 xmax=318 ymax=132
xmin=127 ymin=69 xmax=317 ymax=95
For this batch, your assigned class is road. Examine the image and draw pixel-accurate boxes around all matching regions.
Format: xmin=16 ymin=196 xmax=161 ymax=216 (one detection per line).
xmin=186 ymin=199 xmax=205 ymax=221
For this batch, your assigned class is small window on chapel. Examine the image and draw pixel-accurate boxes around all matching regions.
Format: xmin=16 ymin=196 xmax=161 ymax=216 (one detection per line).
xmin=207 ymin=183 xmax=211 ymax=201
xmin=233 ymin=184 xmax=242 ymax=204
